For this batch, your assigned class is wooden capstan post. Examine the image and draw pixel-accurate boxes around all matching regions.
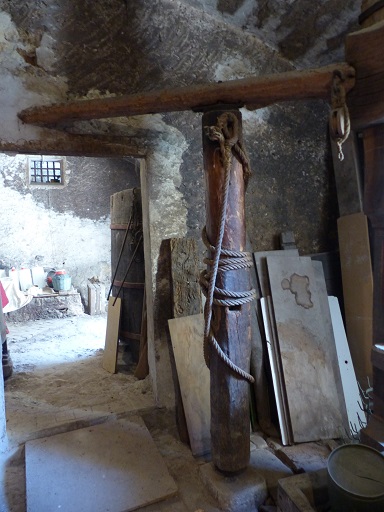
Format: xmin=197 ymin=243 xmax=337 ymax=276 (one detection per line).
xmin=201 ymin=108 xmax=255 ymax=474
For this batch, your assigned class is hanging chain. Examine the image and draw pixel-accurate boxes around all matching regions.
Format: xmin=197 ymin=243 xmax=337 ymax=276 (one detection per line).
xmin=329 ymin=70 xmax=351 ymax=161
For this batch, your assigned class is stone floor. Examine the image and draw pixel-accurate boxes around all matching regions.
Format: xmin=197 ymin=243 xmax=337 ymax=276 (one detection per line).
xmin=0 ymin=314 xmax=334 ymax=512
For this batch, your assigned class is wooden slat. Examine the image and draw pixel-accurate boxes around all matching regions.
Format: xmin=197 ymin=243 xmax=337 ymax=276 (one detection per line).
xmin=119 ymin=330 xmax=141 ymax=341
xmin=112 ymin=280 xmax=145 ymax=289
xmin=168 ymin=314 xmax=210 ymax=456
xmin=0 ymin=132 xmax=146 ymax=158
xmin=345 ymin=21 xmax=384 ymax=129
xmin=361 ymin=126 xmax=384 ymax=346
xmin=338 ymin=213 xmax=373 ymax=384
xmin=110 ymin=223 xmax=129 ymax=230
xmin=134 ymin=290 xmax=149 ymax=380
xmin=260 ymin=297 xmax=291 ymax=446
xmin=169 ymin=237 xmax=202 ymax=445
xmin=102 ymin=297 xmax=121 ymax=374
xmin=330 ymin=132 xmax=364 ymax=216
xmin=18 ymin=63 xmax=355 ymax=126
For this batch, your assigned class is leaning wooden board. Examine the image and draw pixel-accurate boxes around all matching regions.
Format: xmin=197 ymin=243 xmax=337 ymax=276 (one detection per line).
xmin=267 ymin=255 xmax=344 ymax=442
xmin=168 ymin=314 xmax=210 ymax=456
xmin=260 ymin=297 xmax=292 ymax=445
xmin=103 ymin=297 xmax=121 ymax=374
xmin=338 ymin=212 xmax=373 ymax=385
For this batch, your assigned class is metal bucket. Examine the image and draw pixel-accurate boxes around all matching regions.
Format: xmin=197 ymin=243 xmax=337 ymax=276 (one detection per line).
xmin=327 ymin=444 xmax=384 ymax=511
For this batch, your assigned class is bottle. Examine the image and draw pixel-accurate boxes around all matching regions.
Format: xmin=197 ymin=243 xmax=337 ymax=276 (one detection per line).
xmin=9 ymin=267 xmax=20 ymax=290
xmin=19 ymin=267 xmax=33 ymax=292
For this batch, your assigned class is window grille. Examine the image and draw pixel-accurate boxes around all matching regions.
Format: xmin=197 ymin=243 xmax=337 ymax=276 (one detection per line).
xmin=29 ymin=158 xmax=64 ymax=185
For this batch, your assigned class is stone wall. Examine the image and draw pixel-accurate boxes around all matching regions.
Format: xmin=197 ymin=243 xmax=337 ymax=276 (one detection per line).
xmin=0 ymin=154 xmax=139 ymax=306
xmin=0 ymin=0 xmax=359 ymax=406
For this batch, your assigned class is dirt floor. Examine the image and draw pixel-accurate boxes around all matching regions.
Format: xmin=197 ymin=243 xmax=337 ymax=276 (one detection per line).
xmin=0 ymin=313 xmax=334 ymax=512
xmin=0 ymin=314 xmax=224 ymax=512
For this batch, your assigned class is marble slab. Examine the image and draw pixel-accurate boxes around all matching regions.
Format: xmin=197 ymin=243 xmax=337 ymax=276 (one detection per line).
xmin=26 ymin=416 xmax=177 ymax=512
xmin=267 ymin=255 xmax=344 ymax=442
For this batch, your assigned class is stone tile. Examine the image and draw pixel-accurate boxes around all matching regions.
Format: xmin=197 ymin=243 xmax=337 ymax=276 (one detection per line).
xmin=26 ymin=416 xmax=178 ymax=512
xmin=55 ymin=410 xmax=76 ymax=423
xmin=276 ymin=442 xmax=331 ymax=473
xmin=73 ymin=407 xmax=95 ymax=420
xmin=199 ymin=461 xmax=267 ymax=512
xmin=250 ymin=448 xmax=292 ymax=501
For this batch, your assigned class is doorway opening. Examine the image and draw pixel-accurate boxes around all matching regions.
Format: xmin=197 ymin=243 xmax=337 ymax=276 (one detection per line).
xmin=0 ymin=152 xmax=152 ymax=445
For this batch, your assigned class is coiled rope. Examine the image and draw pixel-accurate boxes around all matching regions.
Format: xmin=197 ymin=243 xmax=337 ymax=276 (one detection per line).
xmin=200 ymin=112 xmax=256 ymax=384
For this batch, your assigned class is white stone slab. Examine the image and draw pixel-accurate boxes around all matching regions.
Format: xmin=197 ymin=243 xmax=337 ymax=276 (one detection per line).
xmin=260 ymin=297 xmax=290 ymax=446
xmin=168 ymin=314 xmax=210 ymax=456
xmin=26 ymin=416 xmax=177 ymax=512
xmin=253 ymin=250 xmax=299 ymax=298
xmin=328 ymin=296 xmax=362 ymax=433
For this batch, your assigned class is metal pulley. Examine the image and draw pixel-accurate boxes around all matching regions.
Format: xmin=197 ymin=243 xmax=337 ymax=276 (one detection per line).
xmin=330 ymin=71 xmax=351 ymax=161
xmin=329 ymin=107 xmax=346 ymax=140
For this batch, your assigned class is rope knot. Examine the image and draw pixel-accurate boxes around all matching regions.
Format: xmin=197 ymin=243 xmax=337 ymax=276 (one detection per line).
xmin=201 ymin=111 xmax=255 ymax=384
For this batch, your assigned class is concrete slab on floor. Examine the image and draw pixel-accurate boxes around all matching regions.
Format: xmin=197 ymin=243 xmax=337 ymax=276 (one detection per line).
xmin=25 ymin=415 xmax=178 ymax=512
xmin=275 ymin=442 xmax=331 ymax=474
xmin=199 ymin=461 xmax=268 ymax=512
xmin=250 ymin=448 xmax=292 ymax=502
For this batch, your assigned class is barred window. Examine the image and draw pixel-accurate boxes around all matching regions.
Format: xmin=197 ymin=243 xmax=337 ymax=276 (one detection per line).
xmin=29 ymin=157 xmax=65 ymax=185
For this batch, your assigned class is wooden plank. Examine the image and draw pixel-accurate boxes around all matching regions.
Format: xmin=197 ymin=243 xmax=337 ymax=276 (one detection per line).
xmin=170 ymin=238 xmax=202 ymax=318
xmin=169 ymin=237 xmax=202 ymax=445
xmin=330 ymin=132 xmax=364 ymax=216
xmin=247 ymin=237 xmax=278 ymax=438
xmin=360 ymin=0 xmax=384 ymax=27
xmin=134 ymin=290 xmax=149 ymax=380
xmin=338 ymin=213 xmax=373 ymax=384
xmin=254 ymin=250 xmax=299 ymax=298
xmin=267 ymin=255 xmax=344 ymax=442
xmin=362 ymin=125 xmax=384 ymax=345
xmin=168 ymin=314 xmax=210 ymax=456
xmin=0 ymin=132 xmax=146 ymax=158
xmin=260 ymin=297 xmax=291 ymax=446
xmin=18 ymin=63 xmax=355 ymax=126
xmin=328 ymin=296 xmax=362 ymax=434
xmin=102 ymin=297 xmax=121 ymax=374
xmin=345 ymin=21 xmax=384 ymax=129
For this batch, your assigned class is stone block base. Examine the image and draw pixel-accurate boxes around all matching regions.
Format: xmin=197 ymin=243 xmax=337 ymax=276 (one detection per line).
xmin=199 ymin=462 xmax=267 ymax=512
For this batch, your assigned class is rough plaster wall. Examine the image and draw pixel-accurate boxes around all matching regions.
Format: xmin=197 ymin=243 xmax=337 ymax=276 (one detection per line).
xmin=0 ymin=154 xmax=139 ymax=304
xmin=0 ymin=0 xmax=359 ymax=405
xmin=183 ymin=0 xmax=361 ymax=67
xmin=0 ymin=10 xmax=67 ymax=145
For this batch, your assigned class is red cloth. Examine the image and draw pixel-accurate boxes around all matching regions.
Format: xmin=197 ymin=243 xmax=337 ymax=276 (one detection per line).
xmin=0 ymin=281 xmax=9 ymax=308
xmin=0 ymin=280 xmax=9 ymax=335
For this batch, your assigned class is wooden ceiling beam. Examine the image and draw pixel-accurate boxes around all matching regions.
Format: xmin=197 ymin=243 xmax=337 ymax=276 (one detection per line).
xmin=0 ymin=132 xmax=146 ymax=158
xmin=18 ymin=63 xmax=355 ymax=126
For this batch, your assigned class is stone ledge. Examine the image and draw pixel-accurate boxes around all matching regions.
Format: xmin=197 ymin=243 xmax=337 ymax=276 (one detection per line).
xmin=5 ymin=293 xmax=83 ymax=321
